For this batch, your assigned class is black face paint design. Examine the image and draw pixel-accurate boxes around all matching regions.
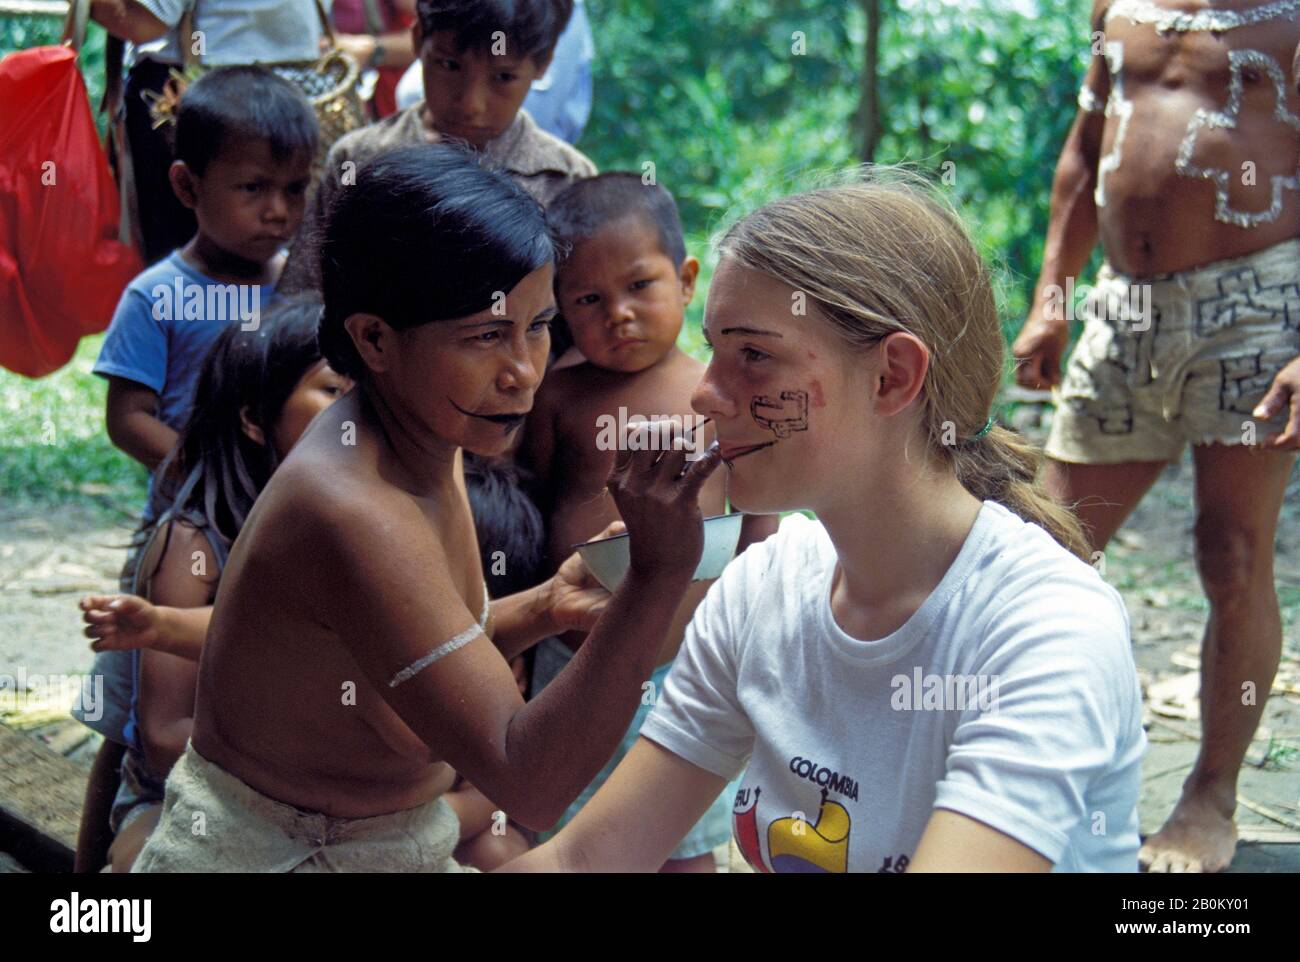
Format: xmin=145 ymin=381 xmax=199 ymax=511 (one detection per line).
xmin=750 ymin=390 xmax=809 ymax=439
xmin=448 ymin=397 xmax=527 ymax=430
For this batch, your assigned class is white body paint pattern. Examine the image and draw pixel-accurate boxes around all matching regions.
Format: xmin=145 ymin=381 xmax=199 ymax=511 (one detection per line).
xmin=388 ymin=583 xmax=491 ymax=687
xmin=1095 ymin=40 xmax=1132 ymax=209
xmin=1079 ymin=84 xmax=1106 ymax=114
xmin=388 ymin=623 xmax=483 ymax=687
xmin=1107 ymin=0 xmax=1300 ymax=33
xmin=1175 ymin=49 xmax=1300 ymax=227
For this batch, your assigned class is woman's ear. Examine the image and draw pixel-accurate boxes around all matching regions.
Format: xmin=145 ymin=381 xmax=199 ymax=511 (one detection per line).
xmin=873 ymin=331 xmax=930 ymax=417
xmin=344 ymin=313 xmax=395 ymax=375
xmin=169 ymin=160 xmax=199 ymax=211
xmin=239 ymin=405 xmax=266 ymax=446
xmin=679 ymin=256 xmax=701 ymax=306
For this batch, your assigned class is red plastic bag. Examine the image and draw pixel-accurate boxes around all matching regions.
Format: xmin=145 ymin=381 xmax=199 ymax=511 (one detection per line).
xmin=0 ymin=44 xmax=141 ymax=378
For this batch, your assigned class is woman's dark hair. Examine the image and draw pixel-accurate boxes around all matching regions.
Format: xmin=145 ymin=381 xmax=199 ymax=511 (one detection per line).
xmin=319 ymin=143 xmax=554 ymax=380
xmin=148 ymin=296 xmax=329 ymax=544
xmin=175 ymin=65 xmax=318 ymax=176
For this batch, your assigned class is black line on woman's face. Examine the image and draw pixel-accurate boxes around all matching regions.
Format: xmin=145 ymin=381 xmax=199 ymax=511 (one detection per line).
xmin=447 ymin=397 xmax=526 ymax=430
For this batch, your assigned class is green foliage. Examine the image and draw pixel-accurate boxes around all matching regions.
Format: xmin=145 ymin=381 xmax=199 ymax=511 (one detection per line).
xmin=583 ymin=0 xmax=860 ymax=237
xmin=874 ymin=0 xmax=1096 ymax=333
xmin=584 ymin=0 xmax=1095 ymax=337
xmin=0 ymin=334 xmax=149 ymax=508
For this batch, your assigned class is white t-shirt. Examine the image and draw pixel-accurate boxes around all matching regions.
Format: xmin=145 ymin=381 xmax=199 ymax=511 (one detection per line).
xmin=641 ymin=501 xmax=1146 ymax=873
xmin=130 ymin=0 xmax=328 ymax=68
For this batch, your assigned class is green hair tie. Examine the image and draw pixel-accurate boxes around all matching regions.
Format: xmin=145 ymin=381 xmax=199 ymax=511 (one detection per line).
xmin=969 ymin=417 xmax=994 ymax=441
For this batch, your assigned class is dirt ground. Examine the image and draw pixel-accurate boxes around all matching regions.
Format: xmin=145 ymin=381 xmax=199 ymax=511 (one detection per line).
xmin=2 ymin=448 xmax=1299 ymax=872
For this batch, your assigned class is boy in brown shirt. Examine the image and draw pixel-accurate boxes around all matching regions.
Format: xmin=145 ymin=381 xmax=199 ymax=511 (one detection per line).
xmin=283 ymin=0 xmax=595 ymax=292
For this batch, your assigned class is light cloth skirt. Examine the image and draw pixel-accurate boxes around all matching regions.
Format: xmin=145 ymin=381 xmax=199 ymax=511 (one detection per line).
xmin=1047 ymin=237 xmax=1300 ymax=463
xmin=133 ymin=743 xmax=474 ymax=873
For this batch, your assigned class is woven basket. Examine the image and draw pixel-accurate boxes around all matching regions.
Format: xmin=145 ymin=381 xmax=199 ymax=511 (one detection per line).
xmin=264 ymin=49 xmax=365 ymax=168
xmin=148 ymin=0 xmax=367 ymax=171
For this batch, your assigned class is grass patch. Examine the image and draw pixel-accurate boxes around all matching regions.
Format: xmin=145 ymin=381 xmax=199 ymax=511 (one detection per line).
xmin=0 ymin=333 xmax=148 ymax=510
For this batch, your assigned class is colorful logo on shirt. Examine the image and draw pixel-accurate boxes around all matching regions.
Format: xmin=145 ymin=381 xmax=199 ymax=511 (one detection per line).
xmin=732 ymin=786 xmax=853 ymax=873
xmin=768 ymin=789 xmax=851 ymax=873
xmin=733 ymin=786 xmax=769 ymax=873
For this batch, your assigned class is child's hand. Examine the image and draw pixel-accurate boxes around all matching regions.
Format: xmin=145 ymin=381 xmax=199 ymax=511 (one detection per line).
xmin=545 ymin=522 xmax=624 ymax=632
xmin=79 ymin=594 xmax=161 ymax=652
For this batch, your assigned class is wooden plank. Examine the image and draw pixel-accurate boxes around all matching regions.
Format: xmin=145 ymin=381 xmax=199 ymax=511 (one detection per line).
xmin=1239 ymin=826 xmax=1300 ymax=844
xmin=0 ymin=721 xmax=86 ymax=872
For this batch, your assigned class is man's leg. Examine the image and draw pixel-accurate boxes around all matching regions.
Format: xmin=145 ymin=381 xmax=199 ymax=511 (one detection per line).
xmin=1140 ymin=443 xmax=1295 ymax=873
xmin=1042 ymin=458 xmax=1169 ymax=551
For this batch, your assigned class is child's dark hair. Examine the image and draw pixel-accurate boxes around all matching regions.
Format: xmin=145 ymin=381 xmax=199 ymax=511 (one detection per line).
xmin=175 ymin=66 xmax=318 ymax=176
xmin=464 ymin=455 xmax=546 ymax=597
xmin=148 ymin=296 xmax=328 ymax=543
xmin=416 ymin=0 xmax=572 ymax=61
xmin=546 ymin=172 xmax=688 ymax=268
xmin=319 ymin=143 xmax=553 ymax=380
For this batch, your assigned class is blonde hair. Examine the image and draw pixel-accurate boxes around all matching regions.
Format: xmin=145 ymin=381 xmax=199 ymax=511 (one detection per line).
xmin=717 ymin=169 xmax=1089 ymax=560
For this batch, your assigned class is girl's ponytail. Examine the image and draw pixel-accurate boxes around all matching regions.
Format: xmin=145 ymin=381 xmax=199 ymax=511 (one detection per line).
xmin=951 ymin=426 xmax=1091 ymax=561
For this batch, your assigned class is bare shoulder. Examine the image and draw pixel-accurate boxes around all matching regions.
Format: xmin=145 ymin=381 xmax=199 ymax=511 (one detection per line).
xmin=270 ymin=455 xmax=435 ymax=562
xmin=537 ymin=360 xmax=592 ymax=404
xmin=642 ymin=349 xmax=707 ymax=405
xmin=663 ymin=349 xmax=706 ymax=378
xmin=538 ymin=361 xmax=607 ymax=430
xmin=149 ymin=518 xmax=222 ymax=603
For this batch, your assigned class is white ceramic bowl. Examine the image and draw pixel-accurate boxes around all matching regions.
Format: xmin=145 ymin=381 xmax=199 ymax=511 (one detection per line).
xmin=575 ymin=513 xmax=744 ymax=593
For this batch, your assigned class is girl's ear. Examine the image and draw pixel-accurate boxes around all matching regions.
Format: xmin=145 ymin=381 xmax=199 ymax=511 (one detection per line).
xmin=344 ymin=313 xmax=395 ymax=375
xmin=170 ymin=160 xmax=199 ymax=211
xmin=873 ymin=331 xmax=930 ymax=417
xmin=679 ymin=256 xmax=701 ymax=307
xmin=239 ymin=406 xmax=266 ymax=446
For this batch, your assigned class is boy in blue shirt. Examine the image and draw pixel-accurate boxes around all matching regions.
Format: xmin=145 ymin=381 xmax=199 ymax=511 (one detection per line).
xmin=75 ymin=68 xmax=318 ymax=869
xmin=95 ymin=66 xmax=318 ymax=475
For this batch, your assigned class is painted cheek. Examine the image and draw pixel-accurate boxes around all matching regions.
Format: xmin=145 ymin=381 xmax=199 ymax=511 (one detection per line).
xmin=809 ymin=379 xmax=826 ymax=409
xmin=749 ymin=389 xmax=810 ymax=439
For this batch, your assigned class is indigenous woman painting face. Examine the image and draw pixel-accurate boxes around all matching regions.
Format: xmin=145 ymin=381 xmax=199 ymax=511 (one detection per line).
xmin=319 ymin=144 xmax=556 ymax=457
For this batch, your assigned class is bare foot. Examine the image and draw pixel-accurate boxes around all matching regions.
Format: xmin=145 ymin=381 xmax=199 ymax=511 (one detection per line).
xmin=1139 ymin=790 xmax=1237 ymax=873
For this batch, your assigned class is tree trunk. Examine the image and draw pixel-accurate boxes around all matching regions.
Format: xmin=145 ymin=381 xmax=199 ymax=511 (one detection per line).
xmin=859 ymin=0 xmax=881 ymax=162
